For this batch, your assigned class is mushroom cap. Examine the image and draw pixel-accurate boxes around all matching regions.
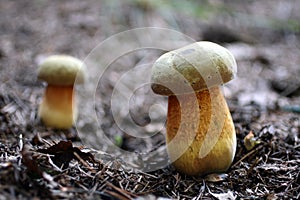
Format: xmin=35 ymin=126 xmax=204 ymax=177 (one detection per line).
xmin=151 ymin=41 xmax=237 ymax=96
xmin=37 ymin=55 xmax=86 ymax=86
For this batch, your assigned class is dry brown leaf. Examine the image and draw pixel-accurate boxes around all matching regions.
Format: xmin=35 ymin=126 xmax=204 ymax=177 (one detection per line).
xmin=243 ymin=131 xmax=261 ymax=151
xmin=204 ymin=173 xmax=228 ymax=182
xmin=21 ymin=145 xmax=43 ymax=178
xmin=37 ymin=140 xmax=96 ymax=169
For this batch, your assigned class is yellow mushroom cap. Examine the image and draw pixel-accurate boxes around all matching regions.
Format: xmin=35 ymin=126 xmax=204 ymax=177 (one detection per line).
xmin=151 ymin=41 xmax=237 ymax=96
xmin=37 ymin=55 xmax=86 ymax=86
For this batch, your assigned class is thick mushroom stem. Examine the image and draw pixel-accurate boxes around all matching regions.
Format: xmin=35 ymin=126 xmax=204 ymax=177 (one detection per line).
xmin=166 ymin=86 xmax=236 ymax=176
xmin=38 ymin=85 xmax=77 ymax=129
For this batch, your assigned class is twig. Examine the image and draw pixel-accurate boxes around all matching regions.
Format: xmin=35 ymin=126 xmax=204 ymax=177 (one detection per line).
xmin=106 ymin=182 xmax=138 ymax=199
xmin=73 ymin=152 xmax=96 ymax=173
xmin=231 ymin=145 xmax=264 ymax=168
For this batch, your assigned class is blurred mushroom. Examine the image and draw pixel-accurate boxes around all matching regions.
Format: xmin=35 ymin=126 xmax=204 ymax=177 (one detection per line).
xmin=151 ymin=41 xmax=237 ymax=176
xmin=37 ymin=55 xmax=86 ymax=129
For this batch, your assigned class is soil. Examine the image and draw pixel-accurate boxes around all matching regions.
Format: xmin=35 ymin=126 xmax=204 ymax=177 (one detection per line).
xmin=0 ymin=0 xmax=299 ymax=199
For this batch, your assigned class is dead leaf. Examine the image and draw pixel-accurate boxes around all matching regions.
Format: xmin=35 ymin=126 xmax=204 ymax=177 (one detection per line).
xmin=31 ymin=133 xmax=45 ymax=146
xmin=204 ymin=173 xmax=228 ymax=182
xmin=208 ymin=188 xmax=236 ymax=200
xmin=37 ymin=141 xmax=96 ymax=169
xmin=21 ymin=145 xmax=43 ymax=178
xmin=244 ymin=131 xmax=261 ymax=151
xmin=266 ymin=193 xmax=278 ymax=200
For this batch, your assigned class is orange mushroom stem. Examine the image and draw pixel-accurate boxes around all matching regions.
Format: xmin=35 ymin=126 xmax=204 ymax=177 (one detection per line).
xmin=166 ymin=86 xmax=236 ymax=175
xmin=38 ymin=85 xmax=76 ymax=129
xmin=151 ymin=41 xmax=237 ymax=176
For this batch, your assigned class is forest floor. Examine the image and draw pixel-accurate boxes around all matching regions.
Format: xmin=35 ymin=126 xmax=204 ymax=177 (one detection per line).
xmin=0 ymin=1 xmax=299 ymax=199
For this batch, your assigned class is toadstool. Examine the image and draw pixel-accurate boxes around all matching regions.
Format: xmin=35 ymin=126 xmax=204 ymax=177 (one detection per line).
xmin=151 ymin=41 xmax=237 ymax=176
xmin=37 ymin=55 xmax=86 ymax=129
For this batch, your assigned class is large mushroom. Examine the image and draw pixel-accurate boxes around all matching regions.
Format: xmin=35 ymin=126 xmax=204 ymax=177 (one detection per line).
xmin=151 ymin=41 xmax=237 ymax=176
xmin=37 ymin=55 xmax=86 ymax=129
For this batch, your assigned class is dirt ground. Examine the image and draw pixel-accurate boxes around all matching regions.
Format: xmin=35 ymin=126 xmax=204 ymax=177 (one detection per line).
xmin=0 ymin=0 xmax=299 ymax=199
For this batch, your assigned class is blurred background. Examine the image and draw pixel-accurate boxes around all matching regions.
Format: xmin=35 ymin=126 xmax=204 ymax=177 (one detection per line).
xmin=1 ymin=0 xmax=300 ymax=156
xmin=1 ymin=0 xmax=300 ymax=154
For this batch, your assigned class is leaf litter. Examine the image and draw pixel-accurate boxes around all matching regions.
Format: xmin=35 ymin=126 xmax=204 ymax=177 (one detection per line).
xmin=1 ymin=89 xmax=299 ymax=199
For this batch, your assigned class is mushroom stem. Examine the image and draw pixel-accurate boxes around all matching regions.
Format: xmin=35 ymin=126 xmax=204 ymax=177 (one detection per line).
xmin=166 ymin=86 xmax=236 ymax=176
xmin=38 ymin=85 xmax=77 ymax=129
